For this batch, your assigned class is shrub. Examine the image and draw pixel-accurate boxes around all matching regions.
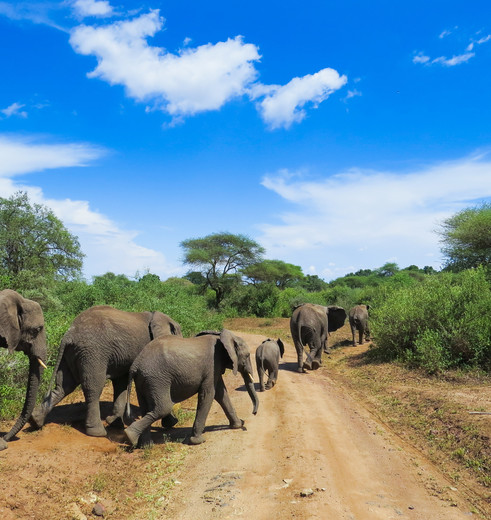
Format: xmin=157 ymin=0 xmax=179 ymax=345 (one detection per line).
xmin=371 ymin=267 xmax=491 ymax=371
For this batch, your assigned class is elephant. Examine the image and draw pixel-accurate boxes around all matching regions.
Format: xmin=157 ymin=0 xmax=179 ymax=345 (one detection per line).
xmin=290 ymin=303 xmax=346 ymax=372
xmin=255 ymin=338 xmax=284 ymax=391
xmin=0 ymin=289 xmax=47 ymax=451
xmin=30 ymin=305 xmax=182 ymax=437
xmin=349 ymin=304 xmax=370 ymax=346
xmin=124 ymin=329 xmax=259 ymax=448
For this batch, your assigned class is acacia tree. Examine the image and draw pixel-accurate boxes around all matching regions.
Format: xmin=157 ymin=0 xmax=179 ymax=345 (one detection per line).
xmin=181 ymin=232 xmax=265 ymax=307
xmin=0 ymin=192 xmax=84 ymax=291
xmin=439 ymin=203 xmax=491 ymax=272
xmin=242 ymin=259 xmax=303 ymax=289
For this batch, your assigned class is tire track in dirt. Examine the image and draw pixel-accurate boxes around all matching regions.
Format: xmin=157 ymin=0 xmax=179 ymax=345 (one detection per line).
xmin=163 ymin=332 xmax=478 ymax=520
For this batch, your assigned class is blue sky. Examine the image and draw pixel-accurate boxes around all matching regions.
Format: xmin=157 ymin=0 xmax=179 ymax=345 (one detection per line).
xmin=0 ymin=0 xmax=490 ymax=281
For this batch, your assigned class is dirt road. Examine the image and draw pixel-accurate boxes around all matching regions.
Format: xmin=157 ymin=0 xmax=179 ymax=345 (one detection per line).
xmin=164 ymin=332 xmax=478 ymax=520
xmin=0 ymin=331 xmax=484 ymax=520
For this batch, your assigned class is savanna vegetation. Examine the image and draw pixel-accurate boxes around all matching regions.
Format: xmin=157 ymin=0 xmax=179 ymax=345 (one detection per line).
xmin=1 ymin=192 xmax=490 ymax=422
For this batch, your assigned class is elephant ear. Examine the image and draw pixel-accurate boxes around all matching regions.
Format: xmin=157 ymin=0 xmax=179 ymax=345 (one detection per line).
xmin=0 ymin=290 xmax=22 ymax=352
xmin=327 ymin=306 xmax=347 ymax=332
xmin=219 ymin=329 xmax=238 ymax=375
xmin=277 ymin=338 xmax=285 ymax=358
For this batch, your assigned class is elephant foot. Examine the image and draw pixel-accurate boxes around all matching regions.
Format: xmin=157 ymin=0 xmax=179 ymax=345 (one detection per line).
xmin=124 ymin=426 xmax=139 ymax=447
xmin=297 ymin=366 xmax=306 ymax=373
xmin=0 ymin=438 xmax=7 ymax=451
xmin=259 ymin=386 xmax=265 ymax=392
xmin=86 ymin=424 xmax=107 ymax=437
xmin=302 ymin=361 xmax=312 ymax=371
xmin=106 ymin=415 xmax=124 ymax=429
xmin=188 ymin=435 xmax=205 ymax=445
xmin=230 ymin=419 xmax=245 ymax=430
xmin=161 ymin=413 xmax=179 ymax=429
xmin=29 ymin=407 xmax=46 ymax=430
xmin=323 ymin=348 xmax=331 ymax=354
xmin=311 ymin=359 xmax=321 ymax=370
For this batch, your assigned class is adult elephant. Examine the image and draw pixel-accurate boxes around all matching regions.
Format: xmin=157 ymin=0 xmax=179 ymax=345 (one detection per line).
xmin=349 ymin=304 xmax=370 ymax=346
xmin=124 ymin=329 xmax=259 ymax=448
xmin=290 ymin=303 xmax=346 ymax=372
xmin=30 ymin=305 xmax=182 ymax=437
xmin=0 ymin=289 xmax=47 ymax=451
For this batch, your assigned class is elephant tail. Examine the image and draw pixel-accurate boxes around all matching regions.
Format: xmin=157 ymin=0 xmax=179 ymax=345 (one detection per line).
xmin=124 ymin=369 xmax=135 ymax=426
xmin=44 ymin=335 xmax=69 ymax=398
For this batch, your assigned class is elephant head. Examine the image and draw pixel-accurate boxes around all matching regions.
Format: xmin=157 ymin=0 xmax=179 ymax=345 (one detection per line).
xmin=327 ymin=305 xmax=347 ymax=332
xmin=0 ymin=289 xmax=47 ymax=447
xmin=148 ymin=311 xmax=183 ymax=338
xmin=219 ymin=329 xmax=259 ymax=415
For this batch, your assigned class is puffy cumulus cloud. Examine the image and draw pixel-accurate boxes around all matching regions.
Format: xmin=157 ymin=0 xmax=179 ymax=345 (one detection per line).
xmin=69 ymin=9 xmax=346 ymax=127
xmin=0 ymin=134 xmax=178 ymax=278
xmin=72 ymin=0 xmax=113 ymax=18
xmin=254 ymin=68 xmax=347 ymax=129
xmin=70 ymin=10 xmax=261 ymax=119
xmin=259 ymin=153 xmax=491 ymax=276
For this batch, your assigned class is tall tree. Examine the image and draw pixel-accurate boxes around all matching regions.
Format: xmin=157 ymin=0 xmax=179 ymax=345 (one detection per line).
xmin=0 ymin=192 xmax=84 ymax=290
xmin=242 ymin=259 xmax=303 ymax=289
xmin=181 ymin=232 xmax=265 ymax=307
xmin=439 ymin=203 xmax=491 ymax=272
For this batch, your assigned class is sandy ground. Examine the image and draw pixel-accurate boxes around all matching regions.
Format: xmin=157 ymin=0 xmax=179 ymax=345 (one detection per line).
xmin=163 ymin=332 xmax=479 ymax=520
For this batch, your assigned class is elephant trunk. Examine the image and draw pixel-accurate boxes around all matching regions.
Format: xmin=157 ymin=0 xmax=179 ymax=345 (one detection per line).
xmin=242 ymin=371 xmax=259 ymax=415
xmin=3 ymin=355 xmax=44 ymax=442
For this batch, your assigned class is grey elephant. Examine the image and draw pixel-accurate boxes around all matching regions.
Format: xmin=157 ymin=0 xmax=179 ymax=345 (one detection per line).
xmin=0 ymin=290 xmax=47 ymax=451
xmin=349 ymin=304 xmax=370 ymax=346
xmin=290 ymin=303 xmax=346 ymax=372
xmin=255 ymin=338 xmax=284 ymax=391
xmin=124 ymin=329 xmax=259 ymax=448
xmin=30 ymin=305 xmax=182 ymax=437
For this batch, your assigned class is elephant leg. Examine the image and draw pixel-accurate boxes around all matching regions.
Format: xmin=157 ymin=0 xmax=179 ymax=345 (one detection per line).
xmin=302 ymin=344 xmax=313 ymax=371
xmin=106 ymin=376 xmax=127 ymax=428
xmin=188 ymin=385 xmax=216 ymax=445
xmin=311 ymin=338 xmax=323 ymax=370
xmin=80 ymin=372 xmax=107 ymax=437
xmin=351 ymin=325 xmax=357 ymax=346
xmin=30 ymin=359 xmax=78 ymax=429
xmin=323 ymin=335 xmax=331 ymax=354
xmin=257 ymin=362 xmax=265 ymax=392
xmin=125 ymin=409 xmax=163 ymax=448
xmin=358 ymin=328 xmax=364 ymax=345
xmin=214 ymin=377 xmax=243 ymax=430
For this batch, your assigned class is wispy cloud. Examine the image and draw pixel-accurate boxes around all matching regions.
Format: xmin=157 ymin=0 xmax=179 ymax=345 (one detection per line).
xmin=1 ymin=102 xmax=28 ymax=118
xmin=0 ymin=134 xmax=178 ymax=278
xmin=259 ymin=153 xmax=491 ymax=278
xmin=414 ymin=28 xmax=490 ymax=67
xmin=68 ymin=9 xmax=346 ymax=128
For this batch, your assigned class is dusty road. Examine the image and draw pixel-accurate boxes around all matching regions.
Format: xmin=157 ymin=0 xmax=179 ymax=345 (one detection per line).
xmin=164 ymin=332 xmax=479 ymax=520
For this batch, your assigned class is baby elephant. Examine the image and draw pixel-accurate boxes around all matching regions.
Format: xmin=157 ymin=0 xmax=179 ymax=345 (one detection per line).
xmin=124 ymin=330 xmax=259 ymax=448
xmin=255 ymin=338 xmax=285 ymax=391
xmin=348 ymin=304 xmax=370 ymax=346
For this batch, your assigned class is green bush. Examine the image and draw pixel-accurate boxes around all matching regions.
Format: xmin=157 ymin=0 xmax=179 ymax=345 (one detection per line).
xmin=371 ymin=267 xmax=491 ymax=372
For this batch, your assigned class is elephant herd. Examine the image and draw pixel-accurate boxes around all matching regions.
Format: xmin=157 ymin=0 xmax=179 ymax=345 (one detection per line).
xmin=0 ymin=289 xmax=370 ymax=451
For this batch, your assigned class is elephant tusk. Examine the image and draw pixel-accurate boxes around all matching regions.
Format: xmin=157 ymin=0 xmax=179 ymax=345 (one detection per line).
xmin=248 ymin=372 xmax=254 ymax=382
xmin=37 ymin=358 xmax=47 ymax=369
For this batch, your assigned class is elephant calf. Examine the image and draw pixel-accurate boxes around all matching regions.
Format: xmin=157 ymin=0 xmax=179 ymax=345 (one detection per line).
xmin=348 ymin=304 xmax=370 ymax=346
xmin=124 ymin=329 xmax=259 ymax=448
xmin=255 ymin=338 xmax=284 ymax=391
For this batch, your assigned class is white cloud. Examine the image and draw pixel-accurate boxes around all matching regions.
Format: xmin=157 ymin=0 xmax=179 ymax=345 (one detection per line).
xmin=412 ymin=53 xmax=430 ymax=64
xmin=259 ymin=153 xmax=491 ymax=277
xmin=432 ymin=52 xmax=475 ymax=66
xmin=72 ymin=0 xmax=113 ymax=18
xmin=70 ymin=11 xmax=261 ymax=119
xmin=255 ymin=68 xmax=347 ymax=129
xmin=0 ymin=134 xmax=178 ymax=278
xmin=1 ymin=102 xmax=28 ymax=118
xmin=69 ymin=9 xmax=346 ymax=127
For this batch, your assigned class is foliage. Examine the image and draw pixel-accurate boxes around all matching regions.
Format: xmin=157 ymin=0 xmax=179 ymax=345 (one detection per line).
xmin=223 ymin=283 xmax=280 ymax=318
xmin=0 ymin=192 xmax=84 ymax=291
xmin=371 ymin=267 xmax=491 ymax=372
xmin=295 ymin=274 xmax=329 ymax=292
xmin=181 ymin=232 xmax=265 ymax=307
xmin=242 ymin=259 xmax=303 ymax=288
xmin=439 ymin=202 xmax=491 ymax=272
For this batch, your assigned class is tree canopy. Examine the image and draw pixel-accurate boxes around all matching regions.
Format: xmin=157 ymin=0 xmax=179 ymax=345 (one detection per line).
xmin=439 ymin=203 xmax=491 ymax=272
xmin=181 ymin=232 xmax=265 ymax=307
xmin=0 ymin=192 xmax=84 ymax=290
xmin=242 ymin=259 xmax=303 ymax=288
